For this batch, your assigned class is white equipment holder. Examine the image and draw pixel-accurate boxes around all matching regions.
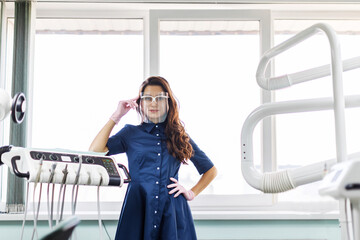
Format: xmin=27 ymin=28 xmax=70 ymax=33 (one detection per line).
xmin=319 ymin=158 xmax=360 ymax=200
xmin=319 ymin=159 xmax=360 ymax=240
xmin=0 ymin=145 xmax=131 ymax=240
xmin=0 ymin=145 xmax=131 ymax=187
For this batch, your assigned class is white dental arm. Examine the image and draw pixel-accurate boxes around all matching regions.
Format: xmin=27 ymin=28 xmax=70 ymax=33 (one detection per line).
xmin=0 ymin=88 xmax=11 ymax=121
xmin=257 ymin=23 xmax=345 ymax=91
xmin=258 ymin=56 xmax=360 ymax=91
xmin=256 ymin=23 xmax=348 ymax=166
xmin=0 ymin=88 xmax=26 ymax=124
xmin=241 ymin=95 xmax=360 ymax=193
xmin=244 ymin=23 xmax=352 ymax=194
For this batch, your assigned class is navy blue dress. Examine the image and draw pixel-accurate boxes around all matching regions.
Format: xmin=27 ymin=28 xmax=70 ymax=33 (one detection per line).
xmin=106 ymin=122 xmax=214 ymax=240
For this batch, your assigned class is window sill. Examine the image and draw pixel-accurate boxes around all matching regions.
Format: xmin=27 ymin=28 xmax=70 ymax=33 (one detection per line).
xmin=192 ymin=210 xmax=339 ymax=220
xmin=0 ymin=195 xmax=340 ymax=221
xmin=0 ymin=209 xmax=340 ymax=221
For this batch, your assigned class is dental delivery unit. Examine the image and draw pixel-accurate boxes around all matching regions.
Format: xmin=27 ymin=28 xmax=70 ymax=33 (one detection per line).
xmin=1 ymin=87 xmax=131 ymax=240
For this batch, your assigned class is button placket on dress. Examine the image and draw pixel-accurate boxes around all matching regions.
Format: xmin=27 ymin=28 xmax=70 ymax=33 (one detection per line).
xmin=153 ymin=124 xmax=162 ymax=232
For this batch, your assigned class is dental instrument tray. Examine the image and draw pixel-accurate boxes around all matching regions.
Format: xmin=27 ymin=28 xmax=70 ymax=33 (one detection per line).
xmin=0 ymin=145 xmax=131 ymax=187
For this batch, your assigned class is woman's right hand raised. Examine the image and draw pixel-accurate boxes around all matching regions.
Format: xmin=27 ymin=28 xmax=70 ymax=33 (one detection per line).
xmin=110 ymin=97 xmax=139 ymax=124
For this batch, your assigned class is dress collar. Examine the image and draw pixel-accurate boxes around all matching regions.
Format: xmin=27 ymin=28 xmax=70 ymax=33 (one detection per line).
xmin=141 ymin=121 xmax=166 ymax=133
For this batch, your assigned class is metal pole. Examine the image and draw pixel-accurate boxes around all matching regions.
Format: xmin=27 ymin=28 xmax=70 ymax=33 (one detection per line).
xmin=6 ymin=0 xmax=34 ymax=213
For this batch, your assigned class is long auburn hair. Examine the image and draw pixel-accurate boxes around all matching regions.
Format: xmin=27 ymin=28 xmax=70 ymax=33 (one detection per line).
xmin=136 ymin=76 xmax=193 ymax=163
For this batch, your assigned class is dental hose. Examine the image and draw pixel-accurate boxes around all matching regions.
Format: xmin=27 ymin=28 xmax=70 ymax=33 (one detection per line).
xmin=56 ymin=165 xmax=68 ymax=225
xmin=50 ymin=183 xmax=55 ymax=225
xmin=72 ymin=184 xmax=79 ymax=215
xmin=47 ymin=163 xmax=57 ymax=229
xmin=31 ymin=158 xmax=44 ymax=240
xmin=70 ymin=156 xmax=83 ymax=240
xmin=46 ymin=183 xmax=51 ymax=227
xmin=60 ymin=182 xmax=67 ymax=222
xmin=97 ymin=176 xmax=104 ymax=240
xmin=72 ymin=156 xmax=82 ymax=216
xmin=20 ymin=181 xmax=30 ymax=240
xmin=31 ymin=182 xmax=43 ymax=240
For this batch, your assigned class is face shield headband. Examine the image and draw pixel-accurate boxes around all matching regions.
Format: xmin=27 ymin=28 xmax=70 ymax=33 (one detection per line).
xmin=140 ymin=92 xmax=169 ymax=124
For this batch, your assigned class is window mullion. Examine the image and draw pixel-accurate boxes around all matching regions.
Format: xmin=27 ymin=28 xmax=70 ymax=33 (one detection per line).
xmin=6 ymin=0 xmax=36 ymax=213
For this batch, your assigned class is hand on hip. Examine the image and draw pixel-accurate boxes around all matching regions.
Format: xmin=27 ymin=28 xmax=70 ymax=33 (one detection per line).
xmin=167 ymin=177 xmax=195 ymax=201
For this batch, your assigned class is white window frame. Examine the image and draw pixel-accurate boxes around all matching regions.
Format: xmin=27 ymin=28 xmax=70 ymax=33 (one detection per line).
xmin=4 ymin=2 xmax=360 ymax=219
xmin=31 ymin=5 xmax=276 ymax=214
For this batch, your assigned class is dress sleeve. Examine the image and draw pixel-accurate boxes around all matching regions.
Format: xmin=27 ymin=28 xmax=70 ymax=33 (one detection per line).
xmin=189 ymin=138 xmax=214 ymax=175
xmin=106 ymin=124 xmax=130 ymax=155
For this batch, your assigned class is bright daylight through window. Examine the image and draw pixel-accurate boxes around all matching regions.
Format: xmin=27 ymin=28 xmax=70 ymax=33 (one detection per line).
xmin=32 ymin=19 xmax=262 ymax=200
xmin=160 ymin=20 xmax=261 ymax=195
xmin=32 ymin=18 xmax=143 ymax=202
xmin=26 ymin=14 xmax=360 ymax=205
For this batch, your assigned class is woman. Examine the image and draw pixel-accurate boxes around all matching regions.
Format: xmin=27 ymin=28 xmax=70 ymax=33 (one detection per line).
xmin=89 ymin=76 xmax=217 ymax=240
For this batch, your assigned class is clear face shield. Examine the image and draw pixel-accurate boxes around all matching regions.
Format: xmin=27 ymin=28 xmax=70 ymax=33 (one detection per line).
xmin=140 ymin=92 xmax=169 ymax=124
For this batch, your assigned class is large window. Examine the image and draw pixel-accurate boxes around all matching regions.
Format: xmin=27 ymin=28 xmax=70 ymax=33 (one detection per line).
xmin=30 ymin=9 xmax=273 ymax=208
xmin=4 ymin=3 xmax=360 ymax=214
